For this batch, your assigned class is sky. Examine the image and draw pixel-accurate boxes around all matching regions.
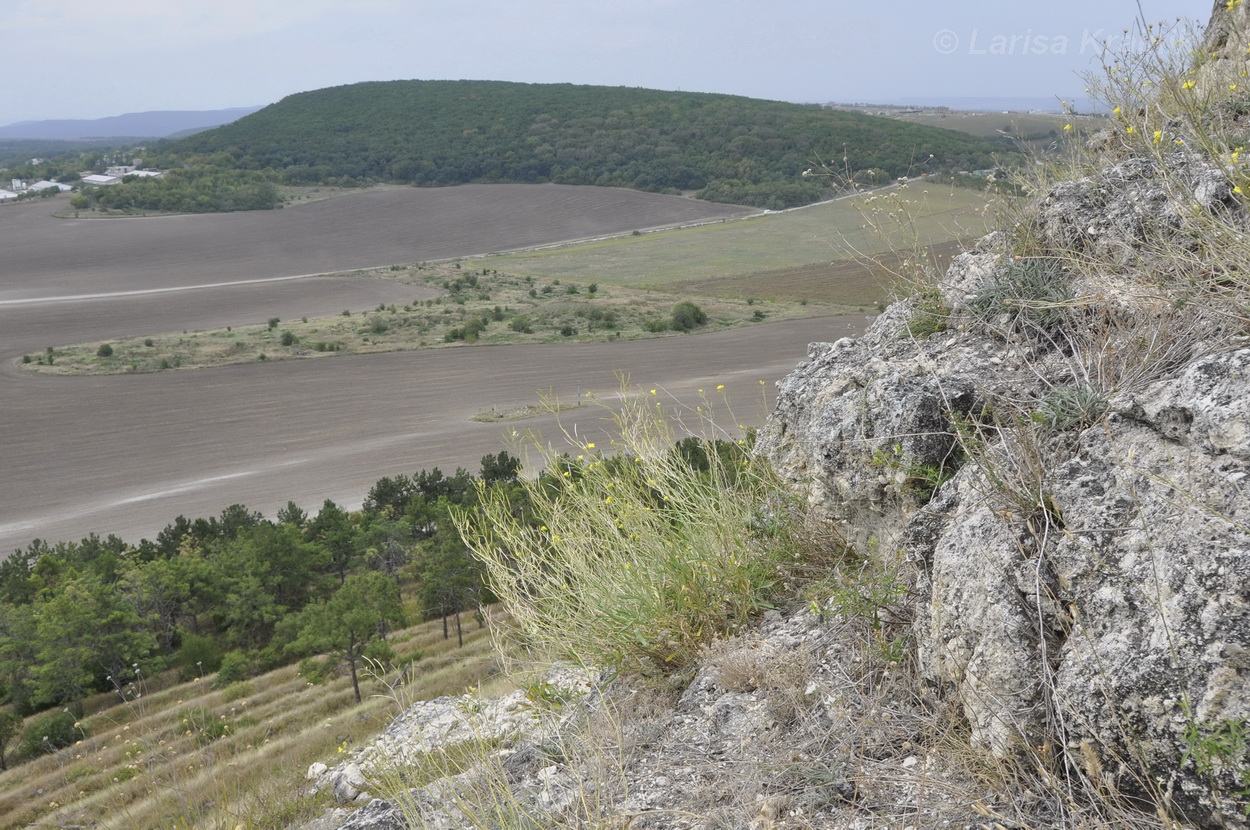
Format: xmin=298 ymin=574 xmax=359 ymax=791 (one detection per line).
xmin=0 ymin=0 xmax=1217 ymax=124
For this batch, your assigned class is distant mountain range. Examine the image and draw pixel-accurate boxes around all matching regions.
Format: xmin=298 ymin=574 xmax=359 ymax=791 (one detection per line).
xmin=0 ymin=107 xmax=265 ymax=140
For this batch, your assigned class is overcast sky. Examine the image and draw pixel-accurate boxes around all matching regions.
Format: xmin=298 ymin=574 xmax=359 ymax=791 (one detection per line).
xmin=0 ymin=0 xmax=1216 ymax=124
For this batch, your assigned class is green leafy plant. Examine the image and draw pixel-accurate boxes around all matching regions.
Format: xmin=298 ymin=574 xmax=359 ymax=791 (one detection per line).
xmin=1182 ymin=707 xmax=1250 ymax=814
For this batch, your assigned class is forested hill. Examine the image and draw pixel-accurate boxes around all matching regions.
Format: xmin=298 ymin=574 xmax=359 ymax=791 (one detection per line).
xmin=164 ymin=80 xmax=1011 ymax=209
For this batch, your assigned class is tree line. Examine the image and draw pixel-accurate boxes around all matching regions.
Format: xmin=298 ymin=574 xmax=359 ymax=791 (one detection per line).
xmin=0 ymin=451 xmax=525 ymax=729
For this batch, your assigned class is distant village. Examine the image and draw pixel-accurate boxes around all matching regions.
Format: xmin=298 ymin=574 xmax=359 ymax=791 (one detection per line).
xmin=0 ymin=163 xmax=163 ymax=201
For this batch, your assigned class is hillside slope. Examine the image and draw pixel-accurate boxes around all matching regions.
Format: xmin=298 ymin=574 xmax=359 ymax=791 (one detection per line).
xmin=303 ymin=11 xmax=1250 ymax=830
xmin=164 ymin=80 xmax=1009 ymax=209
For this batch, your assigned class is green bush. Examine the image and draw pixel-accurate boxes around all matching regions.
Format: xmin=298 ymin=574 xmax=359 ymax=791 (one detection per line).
xmin=280 ymin=330 xmax=298 ymax=346
xmin=213 ymin=651 xmax=253 ymax=689
xmin=220 ymin=680 xmax=255 ymax=702
xmin=96 ymin=343 xmax=114 ymax=358
xmin=670 ymin=301 xmax=708 ymax=331
xmin=18 ymin=711 xmax=83 ymax=758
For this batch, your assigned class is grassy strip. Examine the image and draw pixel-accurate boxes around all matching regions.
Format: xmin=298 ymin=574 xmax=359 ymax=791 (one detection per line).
xmin=482 ymin=182 xmax=999 ymax=293
xmin=19 ymin=262 xmax=829 ymax=376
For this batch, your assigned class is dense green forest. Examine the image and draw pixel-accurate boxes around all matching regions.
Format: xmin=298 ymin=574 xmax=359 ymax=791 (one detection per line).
xmin=0 ymin=438 xmax=742 ymax=765
xmin=156 ymin=80 xmax=1011 ymax=209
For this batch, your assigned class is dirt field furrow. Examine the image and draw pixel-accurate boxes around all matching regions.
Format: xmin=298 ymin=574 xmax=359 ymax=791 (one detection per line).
xmin=0 ymin=185 xmax=851 ymax=555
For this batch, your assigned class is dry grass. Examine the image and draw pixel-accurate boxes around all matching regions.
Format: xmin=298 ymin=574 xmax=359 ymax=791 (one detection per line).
xmin=0 ymin=609 xmax=501 ymax=830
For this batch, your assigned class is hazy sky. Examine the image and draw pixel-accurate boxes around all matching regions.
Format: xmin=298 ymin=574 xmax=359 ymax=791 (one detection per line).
xmin=0 ymin=0 xmax=1215 ymax=124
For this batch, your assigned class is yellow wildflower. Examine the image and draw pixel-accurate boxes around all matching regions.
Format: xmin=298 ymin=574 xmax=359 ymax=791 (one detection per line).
xmin=1183 ymin=80 xmax=1196 ymax=90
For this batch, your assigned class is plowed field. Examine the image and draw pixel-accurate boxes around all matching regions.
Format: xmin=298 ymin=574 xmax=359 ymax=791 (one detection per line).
xmin=0 ymin=186 xmax=860 ymax=553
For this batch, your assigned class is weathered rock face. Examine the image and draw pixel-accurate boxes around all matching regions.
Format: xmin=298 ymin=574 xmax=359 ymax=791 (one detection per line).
xmin=758 ymin=150 xmax=1250 ymax=827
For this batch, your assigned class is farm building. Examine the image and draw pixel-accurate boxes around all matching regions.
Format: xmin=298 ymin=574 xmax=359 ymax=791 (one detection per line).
xmin=29 ymin=180 xmax=73 ymax=192
xmin=0 ymin=190 xmax=18 ymax=201
xmin=81 ymin=174 xmax=121 ymax=186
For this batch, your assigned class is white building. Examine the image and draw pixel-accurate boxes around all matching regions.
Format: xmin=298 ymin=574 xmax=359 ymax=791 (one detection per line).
xmin=29 ymin=180 xmax=73 ymax=192
xmin=0 ymin=190 xmax=18 ymax=201
xmin=81 ymin=174 xmax=121 ymax=186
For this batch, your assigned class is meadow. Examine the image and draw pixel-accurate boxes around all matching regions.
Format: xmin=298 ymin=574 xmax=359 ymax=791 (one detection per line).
xmin=484 ymin=182 xmax=997 ymax=303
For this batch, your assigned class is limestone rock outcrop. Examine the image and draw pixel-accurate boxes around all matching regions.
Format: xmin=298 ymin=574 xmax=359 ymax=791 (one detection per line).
xmin=758 ymin=150 xmax=1250 ymax=827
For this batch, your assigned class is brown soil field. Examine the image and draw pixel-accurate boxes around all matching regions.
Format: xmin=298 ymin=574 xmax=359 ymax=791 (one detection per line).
xmin=0 ymin=184 xmax=751 ymax=301
xmin=0 ymin=185 xmax=860 ymax=555
xmin=0 ymin=319 xmax=867 ymax=553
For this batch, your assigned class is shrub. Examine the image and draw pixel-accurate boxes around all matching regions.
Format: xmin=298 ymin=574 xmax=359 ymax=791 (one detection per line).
xmin=220 ymin=680 xmax=255 ymax=702
xmin=214 ymin=651 xmax=253 ymax=688
xmin=559 ymin=325 xmax=577 ymax=337
xmin=670 ymin=301 xmax=708 ymax=331
xmin=280 ymin=330 xmax=297 ymax=346
xmin=509 ymin=316 xmax=534 ymax=334
xmin=267 ymin=317 xmax=280 ymax=330
xmin=96 ymin=343 xmax=113 ymax=357
xmin=144 ymin=338 xmax=154 ymax=347
xmin=18 ymin=711 xmax=82 ymax=758
xmin=368 ymin=316 xmax=389 ymax=335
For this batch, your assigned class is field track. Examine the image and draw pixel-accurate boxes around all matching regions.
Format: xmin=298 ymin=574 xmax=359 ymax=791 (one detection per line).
xmin=0 ymin=186 xmax=859 ymax=554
